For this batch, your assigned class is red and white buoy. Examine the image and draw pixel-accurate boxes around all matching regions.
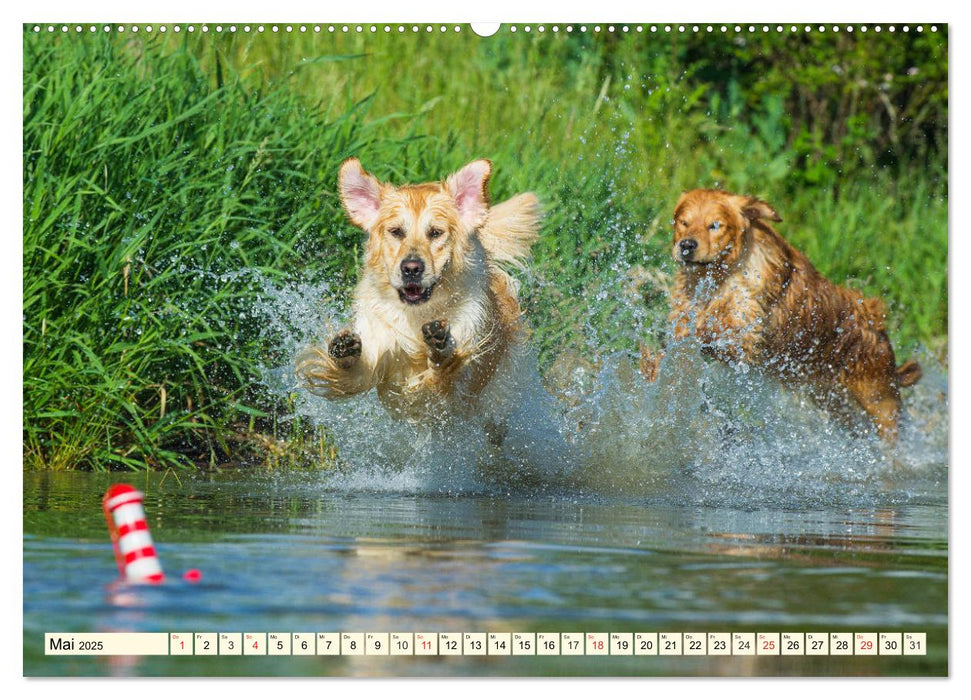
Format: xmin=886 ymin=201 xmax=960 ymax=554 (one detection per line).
xmin=102 ymin=484 xmax=165 ymax=584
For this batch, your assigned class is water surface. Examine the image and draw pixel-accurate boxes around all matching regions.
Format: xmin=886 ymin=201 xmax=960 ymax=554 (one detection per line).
xmin=23 ymin=468 xmax=947 ymax=677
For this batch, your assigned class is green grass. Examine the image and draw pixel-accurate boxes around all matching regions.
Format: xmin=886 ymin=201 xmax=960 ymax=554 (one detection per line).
xmin=22 ymin=27 xmax=947 ymax=470
xmin=23 ymin=35 xmax=367 ymax=469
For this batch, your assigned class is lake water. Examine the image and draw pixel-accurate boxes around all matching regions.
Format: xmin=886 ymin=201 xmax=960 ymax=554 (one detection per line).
xmin=23 ymin=461 xmax=947 ymax=677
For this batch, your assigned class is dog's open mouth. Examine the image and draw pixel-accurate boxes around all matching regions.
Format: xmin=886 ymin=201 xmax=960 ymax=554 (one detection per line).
xmin=398 ymin=283 xmax=435 ymax=305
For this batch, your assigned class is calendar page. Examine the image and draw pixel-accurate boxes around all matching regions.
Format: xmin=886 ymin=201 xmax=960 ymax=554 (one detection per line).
xmin=21 ymin=11 xmax=950 ymax=680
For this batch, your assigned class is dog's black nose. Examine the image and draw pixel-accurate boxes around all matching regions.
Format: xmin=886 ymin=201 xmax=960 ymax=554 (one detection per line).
xmin=679 ymin=239 xmax=698 ymax=259
xmin=401 ymin=258 xmax=425 ymax=280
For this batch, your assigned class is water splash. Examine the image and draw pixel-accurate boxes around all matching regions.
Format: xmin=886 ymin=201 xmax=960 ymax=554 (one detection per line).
xmin=560 ymin=343 xmax=948 ymax=507
xmin=255 ymin=275 xmax=579 ymax=496
xmin=253 ymin=272 xmax=948 ymax=507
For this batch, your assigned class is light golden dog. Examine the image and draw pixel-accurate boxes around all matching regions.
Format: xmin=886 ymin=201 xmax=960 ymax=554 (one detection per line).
xmin=296 ymin=159 xmax=540 ymax=421
xmin=641 ymin=188 xmax=921 ymax=441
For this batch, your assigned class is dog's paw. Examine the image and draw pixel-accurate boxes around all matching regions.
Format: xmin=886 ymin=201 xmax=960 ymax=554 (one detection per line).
xmin=328 ymin=330 xmax=362 ymax=368
xmin=421 ymin=319 xmax=451 ymax=352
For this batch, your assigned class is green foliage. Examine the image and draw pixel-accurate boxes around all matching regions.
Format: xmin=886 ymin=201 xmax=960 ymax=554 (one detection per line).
xmin=23 ymin=26 xmax=947 ymax=470
xmin=23 ymin=35 xmax=369 ymax=469
xmin=678 ymin=28 xmax=948 ymax=187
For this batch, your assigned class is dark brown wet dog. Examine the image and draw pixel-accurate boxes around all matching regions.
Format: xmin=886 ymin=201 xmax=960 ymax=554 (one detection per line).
xmin=641 ymin=188 xmax=921 ymax=441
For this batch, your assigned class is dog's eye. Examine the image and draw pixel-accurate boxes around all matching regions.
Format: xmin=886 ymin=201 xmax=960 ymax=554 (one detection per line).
xmin=427 ymin=227 xmax=444 ymax=239
xmin=708 ymin=221 xmax=721 ymax=232
xmin=388 ymin=227 xmax=405 ymax=239
xmin=680 ymin=219 xmax=689 ymax=227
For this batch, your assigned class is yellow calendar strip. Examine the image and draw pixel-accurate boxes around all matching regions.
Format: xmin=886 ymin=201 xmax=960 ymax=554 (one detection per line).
xmin=45 ymin=633 xmax=169 ymax=656
xmin=45 ymin=632 xmax=928 ymax=656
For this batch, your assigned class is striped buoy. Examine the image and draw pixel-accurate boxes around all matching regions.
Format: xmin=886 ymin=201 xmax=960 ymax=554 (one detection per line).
xmin=102 ymin=484 xmax=165 ymax=583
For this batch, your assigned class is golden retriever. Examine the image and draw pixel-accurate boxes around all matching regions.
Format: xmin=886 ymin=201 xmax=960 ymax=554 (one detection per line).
xmin=641 ymin=188 xmax=921 ymax=441
xmin=296 ymin=158 xmax=540 ymax=421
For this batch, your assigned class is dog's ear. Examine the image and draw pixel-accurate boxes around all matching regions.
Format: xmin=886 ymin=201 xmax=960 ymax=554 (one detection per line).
xmin=673 ymin=190 xmax=693 ymax=221
xmin=739 ymin=196 xmax=782 ymax=224
xmin=339 ymin=158 xmax=383 ymax=229
xmin=446 ymin=160 xmax=492 ymax=229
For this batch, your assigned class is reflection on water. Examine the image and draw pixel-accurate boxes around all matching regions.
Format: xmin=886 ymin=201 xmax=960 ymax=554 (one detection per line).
xmin=23 ymin=471 xmax=947 ymax=677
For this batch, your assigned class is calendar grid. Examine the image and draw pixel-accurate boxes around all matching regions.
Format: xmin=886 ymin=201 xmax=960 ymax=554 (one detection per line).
xmin=44 ymin=632 xmax=927 ymax=657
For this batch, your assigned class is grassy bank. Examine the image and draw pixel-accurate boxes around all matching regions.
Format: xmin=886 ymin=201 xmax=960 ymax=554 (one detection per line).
xmin=23 ymin=26 xmax=947 ymax=470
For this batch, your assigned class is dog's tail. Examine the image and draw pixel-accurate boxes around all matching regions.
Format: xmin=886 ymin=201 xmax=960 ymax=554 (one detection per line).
xmin=896 ymin=358 xmax=923 ymax=387
xmin=479 ymin=193 xmax=541 ymax=269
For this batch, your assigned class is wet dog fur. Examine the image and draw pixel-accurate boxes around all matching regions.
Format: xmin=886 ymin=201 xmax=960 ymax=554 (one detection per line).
xmin=296 ymin=158 xmax=540 ymax=422
xmin=641 ymin=188 xmax=921 ymax=441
